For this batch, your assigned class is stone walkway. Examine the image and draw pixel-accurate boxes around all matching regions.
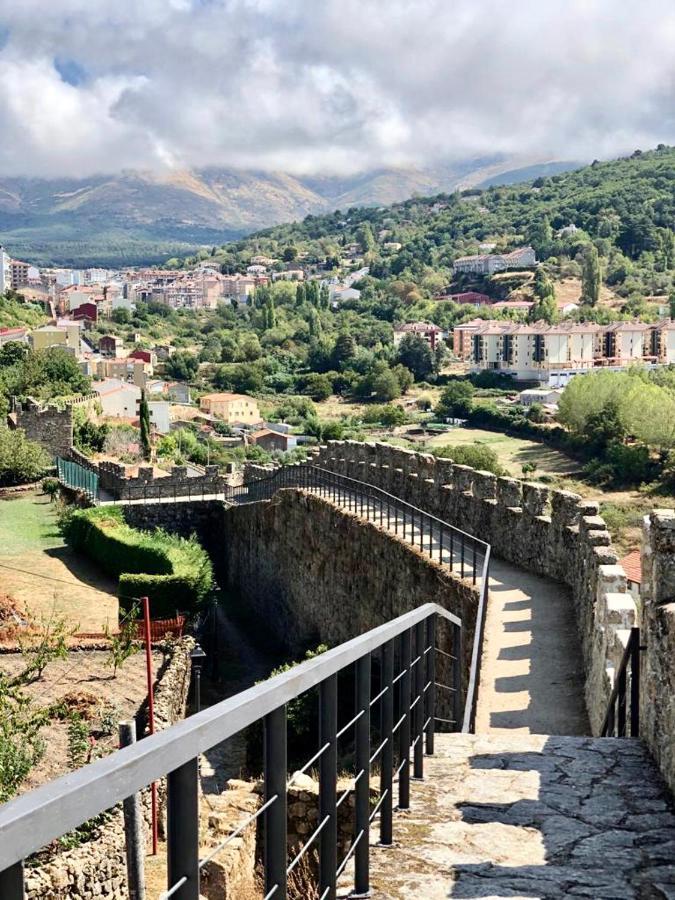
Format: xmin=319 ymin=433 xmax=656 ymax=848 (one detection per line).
xmin=363 ymin=732 xmax=675 ymax=900
xmin=476 ymin=558 xmax=590 ymax=736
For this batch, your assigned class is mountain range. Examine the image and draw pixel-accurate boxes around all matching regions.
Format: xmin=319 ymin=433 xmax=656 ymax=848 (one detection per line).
xmin=0 ymin=156 xmax=579 ymax=268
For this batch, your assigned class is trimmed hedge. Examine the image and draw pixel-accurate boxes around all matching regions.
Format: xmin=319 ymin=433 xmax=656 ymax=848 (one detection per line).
xmin=62 ymin=507 xmax=213 ymax=616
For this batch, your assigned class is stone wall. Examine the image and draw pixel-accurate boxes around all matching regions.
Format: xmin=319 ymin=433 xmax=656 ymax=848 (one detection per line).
xmin=640 ymin=511 xmax=675 ymax=794
xmin=66 ymin=448 xmax=230 ymax=501
xmin=14 ymin=398 xmax=73 ymax=459
xmin=24 ymin=638 xmax=194 ymax=900
xmin=304 ymin=441 xmax=636 ymax=736
xmin=222 ymin=491 xmax=478 ymax=699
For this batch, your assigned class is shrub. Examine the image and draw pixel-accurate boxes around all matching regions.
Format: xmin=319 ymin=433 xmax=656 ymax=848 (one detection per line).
xmin=0 ymin=429 xmax=51 ymax=486
xmin=62 ymin=507 xmax=213 ymax=615
xmin=432 ymin=442 xmax=506 ymax=476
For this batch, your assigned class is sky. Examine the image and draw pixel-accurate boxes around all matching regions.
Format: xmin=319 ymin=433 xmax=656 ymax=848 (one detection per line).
xmin=0 ymin=0 xmax=673 ymax=179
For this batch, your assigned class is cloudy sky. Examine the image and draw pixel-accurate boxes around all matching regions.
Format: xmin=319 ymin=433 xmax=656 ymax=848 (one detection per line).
xmin=0 ymin=0 xmax=673 ymax=178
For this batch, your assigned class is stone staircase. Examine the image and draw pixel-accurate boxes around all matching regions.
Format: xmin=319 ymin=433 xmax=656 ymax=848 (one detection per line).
xmin=364 ymin=732 xmax=675 ymax=900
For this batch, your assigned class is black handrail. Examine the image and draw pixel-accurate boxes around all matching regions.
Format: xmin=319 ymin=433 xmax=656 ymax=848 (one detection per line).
xmin=601 ymin=626 xmax=640 ymax=737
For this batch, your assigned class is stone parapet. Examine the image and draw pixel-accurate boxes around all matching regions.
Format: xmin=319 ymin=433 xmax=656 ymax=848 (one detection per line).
xmin=309 ymin=441 xmax=635 ymax=737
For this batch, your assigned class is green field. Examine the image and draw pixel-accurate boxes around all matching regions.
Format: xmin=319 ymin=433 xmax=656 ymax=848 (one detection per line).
xmin=424 ymin=427 xmax=582 ymax=478
xmin=0 ymin=494 xmax=63 ymax=556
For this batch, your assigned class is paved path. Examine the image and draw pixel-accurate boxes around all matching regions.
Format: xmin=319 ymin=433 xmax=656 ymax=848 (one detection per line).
xmin=476 ymin=558 xmax=590 ymax=736
xmin=361 ymin=732 xmax=675 ymax=900
xmin=303 ymin=484 xmax=589 ymax=737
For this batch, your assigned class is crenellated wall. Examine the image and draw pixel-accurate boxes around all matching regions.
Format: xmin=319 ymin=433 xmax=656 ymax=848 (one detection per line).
xmin=640 ymin=510 xmax=675 ymax=794
xmin=304 ymin=441 xmax=637 ymax=735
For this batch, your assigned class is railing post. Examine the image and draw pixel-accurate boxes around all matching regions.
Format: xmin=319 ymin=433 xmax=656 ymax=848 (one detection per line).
xmin=354 ymin=653 xmax=371 ymax=896
xmin=379 ymin=639 xmax=394 ymax=846
xmin=617 ymin=666 xmax=627 ymax=737
xmin=630 ymin=628 xmax=640 ymax=737
xmin=119 ymin=721 xmax=145 ymax=900
xmin=167 ymin=757 xmax=200 ymax=900
xmin=0 ymin=862 xmax=24 ymax=900
xmin=398 ymin=628 xmax=411 ymax=810
xmin=413 ymin=621 xmax=424 ymax=780
xmin=453 ymin=623 xmax=463 ymax=731
xmin=472 ymin=542 xmax=477 ymax=585
xmin=264 ymin=705 xmax=287 ymax=900
xmin=449 ymin=529 xmax=454 ymax=571
xmin=319 ymin=674 xmax=338 ymax=899
xmin=425 ymin=615 xmax=436 ymax=755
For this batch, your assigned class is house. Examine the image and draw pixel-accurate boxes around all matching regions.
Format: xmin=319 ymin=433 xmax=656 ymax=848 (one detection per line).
xmin=94 ymin=380 xmax=170 ymax=433
xmin=453 ymin=246 xmax=537 ymax=275
xmin=128 ymin=348 xmax=156 ymax=369
xmin=517 ymin=388 xmax=563 ymax=407
xmin=272 ymin=267 xmax=305 ymax=282
xmin=620 ymin=550 xmax=642 ymax=599
xmin=491 ymin=300 xmax=534 ymax=312
xmin=73 ymin=302 xmax=98 ymax=324
xmin=99 ymin=335 xmax=124 ymax=358
xmin=393 ymin=322 xmax=444 ymax=351
xmin=28 ymin=325 xmax=73 ymax=352
xmin=199 ymin=392 xmax=262 ymax=425
xmin=248 ymin=429 xmax=297 ymax=452
xmin=330 ymin=284 xmax=361 ymax=303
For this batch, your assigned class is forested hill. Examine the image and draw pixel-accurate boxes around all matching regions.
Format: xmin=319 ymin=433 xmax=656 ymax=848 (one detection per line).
xmin=197 ymin=146 xmax=675 ymax=303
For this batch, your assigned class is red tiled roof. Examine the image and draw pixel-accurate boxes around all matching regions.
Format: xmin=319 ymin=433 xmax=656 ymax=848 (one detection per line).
xmin=620 ymin=550 xmax=642 ymax=584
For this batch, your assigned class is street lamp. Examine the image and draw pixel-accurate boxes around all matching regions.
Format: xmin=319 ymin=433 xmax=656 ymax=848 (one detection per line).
xmin=190 ymin=643 xmax=207 ymax=714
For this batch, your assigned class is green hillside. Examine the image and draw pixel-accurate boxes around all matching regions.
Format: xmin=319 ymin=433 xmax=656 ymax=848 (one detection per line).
xmin=202 ymin=146 xmax=675 ymax=307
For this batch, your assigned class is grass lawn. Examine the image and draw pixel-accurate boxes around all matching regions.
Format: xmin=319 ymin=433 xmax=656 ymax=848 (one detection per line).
xmin=0 ymin=493 xmax=64 ymax=556
xmin=0 ymin=491 xmax=118 ymax=633
xmin=423 ymin=427 xmax=581 ymax=478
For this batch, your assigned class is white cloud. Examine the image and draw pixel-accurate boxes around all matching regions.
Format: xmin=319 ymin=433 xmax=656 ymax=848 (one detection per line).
xmin=0 ymin=0 xmax=673 ymax=177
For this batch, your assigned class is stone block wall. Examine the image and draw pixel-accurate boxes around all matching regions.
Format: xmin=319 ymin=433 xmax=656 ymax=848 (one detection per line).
xmin=640 ymin=511 xmax=675 ymax=794
xmin=14 ymin=398 xmax=73 ymax=459
xmin=66 ymin=448 xmax=230 ymax=500
xmin=24 ymin=639 xmax=194 ymax=900
xmin=304 ymin=441 xmax=636 ymax=736
xmin=222 ymin=491 xmax=478 ymax=703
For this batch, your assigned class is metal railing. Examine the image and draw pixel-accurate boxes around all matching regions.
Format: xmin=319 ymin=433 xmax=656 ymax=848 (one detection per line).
xmin=58 ymin=460 xmax=491 ymax=731
xmin=0 ymin=603 xmax=463 ymax=900
xmin=57 ymin=456 xmax=99 ymax=501
xmin=601 ymin=626 xmax=640 ymax=738
xmin=230 ymin=465 xmax=490 ymax=589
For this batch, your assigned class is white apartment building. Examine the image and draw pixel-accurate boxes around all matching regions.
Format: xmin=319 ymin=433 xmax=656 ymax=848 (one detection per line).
xmin=470 ymin=319 xmax=675 ymax=384
xmin=453 ymin=246 xmax=537 ymax=276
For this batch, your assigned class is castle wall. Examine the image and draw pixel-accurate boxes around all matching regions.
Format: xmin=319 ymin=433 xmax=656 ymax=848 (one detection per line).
xmin=305 ymin=441 xmax=636 ymax=736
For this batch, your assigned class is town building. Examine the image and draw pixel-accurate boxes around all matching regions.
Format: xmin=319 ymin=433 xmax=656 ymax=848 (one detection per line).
xmin=199 ymin=392 xmax=262 ymax=425
xmin=248 ymin=428 xmax=297 ymax=452
xmin=99 ymin=335 xmax=125 ymax=358
xmin=0 ymin=246 xmax=11 ymax=294
xmin=453 ymin=246 xmax=537 ymax=276
xmin=393 ymin=322 xmax=444 ymax=351
xmin=469 ymin=319 xmax=675 ymax=384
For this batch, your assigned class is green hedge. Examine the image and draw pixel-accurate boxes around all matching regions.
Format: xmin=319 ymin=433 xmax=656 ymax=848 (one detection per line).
xmin=62 ymin=507 xmax=213 ymax=616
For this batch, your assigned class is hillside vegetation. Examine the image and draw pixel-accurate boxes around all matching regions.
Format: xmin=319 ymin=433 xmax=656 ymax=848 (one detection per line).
xmin=0 ymin=157 xmax=575 ymax=267
xmin=198 ymin=146 xmax=675 ymax=310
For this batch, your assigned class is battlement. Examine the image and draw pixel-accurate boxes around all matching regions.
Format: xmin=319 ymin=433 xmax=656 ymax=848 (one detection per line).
xmin=307 ymin=440 xmax=635 ymax=735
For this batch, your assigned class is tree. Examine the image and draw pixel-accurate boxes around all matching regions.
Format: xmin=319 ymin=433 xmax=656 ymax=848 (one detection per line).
xmin=356 ymin=223 xmax=375 ymax=254
xmin=436 ymin=381 xmax=475 ymax=419
xmin=396 ymin=334 xmax=434 ymax=382
xmin=432 ymin=442 xmax=505 ymax=476
xmin=581 ymin=245 xmax=601 ymax=306
xmin=283 ymin=245 xmax=298 ymax=262
xmin=370 ymin=370 xmax=401 ymax=402
xmin=0 ymin=429 xmax=50 ymax=486
xmin=139 ymin=390 xmax=151 ymax=461
xmin=332 ymin=333 xmax=356 ymax=368
xmin=164 ymin=351 xmax=199 ymax=381
xmin=302 ymin=373 xmax=332 ymax=401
